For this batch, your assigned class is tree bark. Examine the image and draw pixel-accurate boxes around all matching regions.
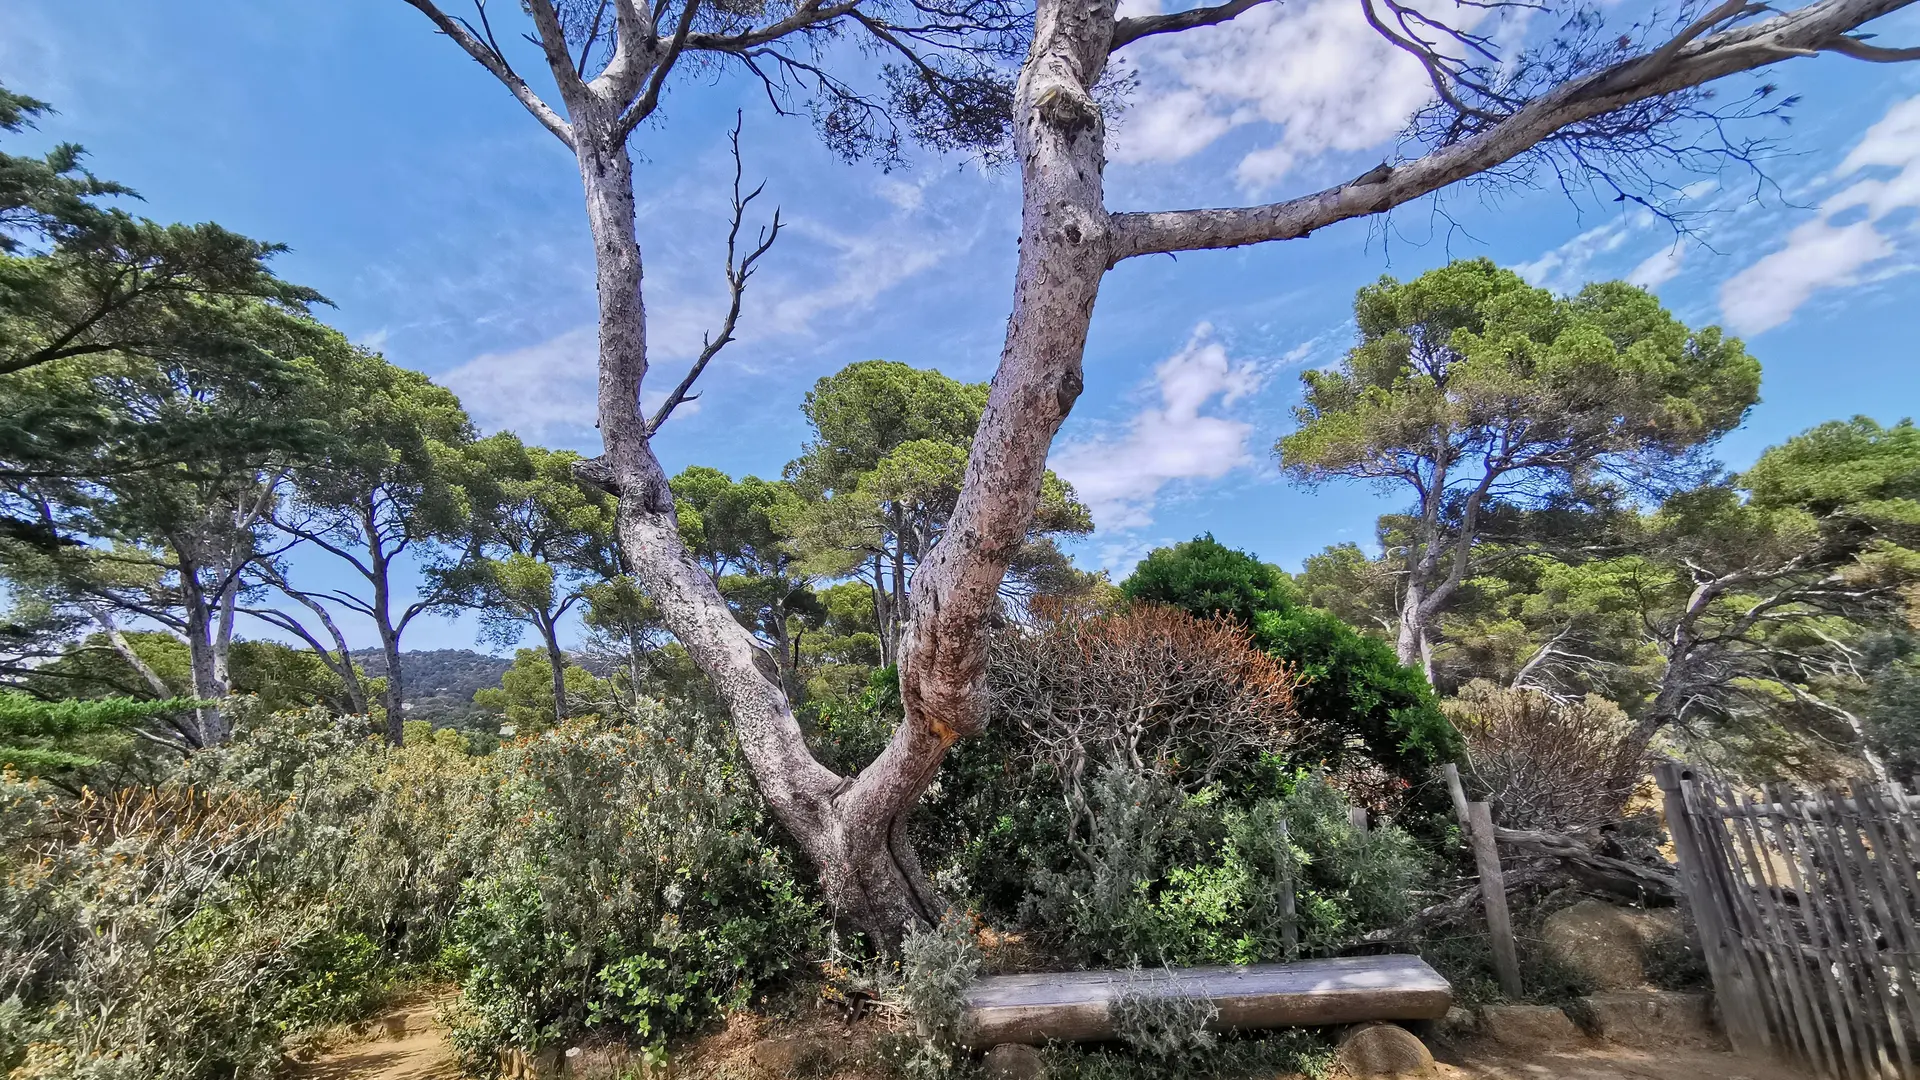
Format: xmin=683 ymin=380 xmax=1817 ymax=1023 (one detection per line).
xmin=539 ymin=610 xmax=570 ymax=724
xmin=573 ymin=107 xmax=940 ymax=938
xmin=177 ymin=564 xmax=230 ymax=746
xmin=364 ymin=507 xmax=412 ymax=744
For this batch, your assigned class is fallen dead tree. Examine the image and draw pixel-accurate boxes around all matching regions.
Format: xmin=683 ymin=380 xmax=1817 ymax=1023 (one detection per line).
xmin=1490 ymin=825 xmax=1679 ymax=904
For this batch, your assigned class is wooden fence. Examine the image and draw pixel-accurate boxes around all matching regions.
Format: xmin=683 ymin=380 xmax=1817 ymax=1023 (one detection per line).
xmin=1656 ymin=763 xmax=1920 ymax=1080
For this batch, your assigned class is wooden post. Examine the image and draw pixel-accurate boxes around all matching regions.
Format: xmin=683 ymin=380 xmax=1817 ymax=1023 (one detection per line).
xmin=1443 ymin=763 xmax=1472 ymax=830
xmin=1466 ymin=800 xmax=1523 ymax=999
xmin=1654 ymin=763 xmax=1771 ymax=1058
xmin=1278 ymin=817 xmax=1297 ymax=959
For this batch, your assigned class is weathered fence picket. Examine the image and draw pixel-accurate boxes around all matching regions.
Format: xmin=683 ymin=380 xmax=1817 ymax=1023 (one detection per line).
xmin=1657 ymin=764 xmax=1920 ymax=1080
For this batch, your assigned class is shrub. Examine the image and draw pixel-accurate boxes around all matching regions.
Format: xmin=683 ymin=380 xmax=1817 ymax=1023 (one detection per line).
xmin=193 ymin=703 xmax=501 ymax=958
xmin=1019 ymin=766 xmax=1426 ymax=967
xmin=0 ymin=780 xmax=347 ymax=1080
xmin=893 ymin=913 xmax=984 ymax=1078
xmin=0 ymin=702 xmax=508 ymax=1080
xmin=1121 ymin=537 xmax=1461 ymax=791
xmin=988 ymin=606 xmax=1307 ymax=800
xmin=1444 ymin=680 xmax=1647 ymax=832
xmin=441 ymin=705 xmax=820 ymax=1056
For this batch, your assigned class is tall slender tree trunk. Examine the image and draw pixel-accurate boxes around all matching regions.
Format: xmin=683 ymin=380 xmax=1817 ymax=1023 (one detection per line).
xmin=1396 ymin=585 xmax=1426 ymax=672
xmin=370 ymin=537 xmax=407 ymax=745
xmin=178 ymin=565 xmax=230 ymax=746
xmin=872 ymin=554 xmax=895 ymax=668
xmin=539 ymin=612 xmax=569 ymax=723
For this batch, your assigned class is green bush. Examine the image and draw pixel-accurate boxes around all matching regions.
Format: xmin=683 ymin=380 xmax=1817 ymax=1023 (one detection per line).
xmin=0 ymin=703 xmax=502 ymax=1079
xmin=194 ymin=702 xmax=501 ymax=959
xmin=441 ymin=705 xmax=820 ymax=1056
xmin=1015 ymin=766 xmax=1426 ymax=968
xmin=0 ymin=779 xmax=363 ymax=1080
xmin=1121 ymin=536 xmax=1461 ymax=790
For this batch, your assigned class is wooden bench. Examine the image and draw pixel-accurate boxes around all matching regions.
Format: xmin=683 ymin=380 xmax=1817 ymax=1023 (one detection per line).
xmin=961 ymin=955 xmax=1453 ymax=1047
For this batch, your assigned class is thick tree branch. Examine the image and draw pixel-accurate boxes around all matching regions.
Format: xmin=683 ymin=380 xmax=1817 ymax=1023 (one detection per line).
xmin=402 ymin=0 xmax=577 ymax=147
xmin=617 ymin=0 xmax=703 ymax=139
xmin=1108 ymin=0 xmax=1919 ymax=261
xmin=1827 ymin=32 xmax=1920 ymax=58
xmin=683 ymin=0 xmax=865 ymax=52
xmin=523 ymin=0 xmax=595 ymax=101
xmin=1109 ymin=0 xmax=1272 ymax=51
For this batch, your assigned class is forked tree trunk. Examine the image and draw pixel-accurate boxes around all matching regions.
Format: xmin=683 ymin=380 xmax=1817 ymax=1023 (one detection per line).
xmin=571 ymin=109 xmax=929 ymax=936
xmin=509 ymin=0 xmax=1920 ymax=942
xmin=571 ymin=0 xmax=1120 ymax=928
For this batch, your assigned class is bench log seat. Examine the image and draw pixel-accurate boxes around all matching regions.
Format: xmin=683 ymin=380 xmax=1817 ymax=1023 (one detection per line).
xmin=961 ymin=954 xmax=1452 ymax=1047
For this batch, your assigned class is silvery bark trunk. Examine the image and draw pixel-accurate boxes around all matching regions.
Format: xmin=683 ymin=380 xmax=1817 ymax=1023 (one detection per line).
xmin=372 ymin=541 xmax=407 ymax=745
xmin=539 ymin=612 xmax=569 ymax=724
xmin=573 ymin=104 xmax=939 ymax=937
xmin=1396 ymin=585 xmax=1426 ymax=672
xmin=178 ymin=563 xmax=230 ymax=746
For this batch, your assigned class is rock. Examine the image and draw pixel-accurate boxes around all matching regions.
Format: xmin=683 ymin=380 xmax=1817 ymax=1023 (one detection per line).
xmin=561 ymin=1045 xmax=632 ymax=1079
xmin=749 ymin=1035 xmax=838 ymax=1077
xmin=1431 ymin=1006 xmax=1479 ymax=1043
xmin=1477 ymin=1004 xmax=1581 ymax=1050
xmin=1542 ymin=900 xmax=1682 ymax=990
xmin=1576 ymin=990 xmax=1721 ymax=1049
xmin=526 ymin=1048 xmax=562 ymax=1080
xmin=1337 ymin=1023 xmax=1435 ymax=1076
xmin=983 ymin=1042 xmax=1047 ymax=1080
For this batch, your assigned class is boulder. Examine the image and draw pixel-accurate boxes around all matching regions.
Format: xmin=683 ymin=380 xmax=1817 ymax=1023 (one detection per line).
xmin=1478 ymin=1005 xmax=1581 ymax=1050
xmin=749 ymin=1035 xmax=839 ymax=1077
xmin=1337 ymin=1023 xmax=1435 ymax=1077
xmin=983 ymin=1042 xmax=1048 ymax=1080
xmin=1431 ymin=1006 xmax=1479 ymax=1043
xmin=1541 ymin=900 xmax=1681 ymax=990
xmin=1576 ymin=990 xmax=1720 ymax=1049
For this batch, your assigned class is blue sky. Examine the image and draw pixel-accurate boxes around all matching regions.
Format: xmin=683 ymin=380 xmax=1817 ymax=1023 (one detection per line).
xmin=6 ymin=0 xmax=1920 ymax=653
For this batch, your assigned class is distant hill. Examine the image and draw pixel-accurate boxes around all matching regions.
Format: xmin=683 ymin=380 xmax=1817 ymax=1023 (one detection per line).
xmin=352 ymin=648 xmax=511 ymax=726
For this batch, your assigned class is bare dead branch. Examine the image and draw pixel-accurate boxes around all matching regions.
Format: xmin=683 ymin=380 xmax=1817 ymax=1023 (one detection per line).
xmin=647 ymin=114 xmax=782 ymax=435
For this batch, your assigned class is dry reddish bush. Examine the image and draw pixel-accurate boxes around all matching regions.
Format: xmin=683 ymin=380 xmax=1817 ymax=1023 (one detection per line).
xmin=1445 ymin=679 xmax=1649 ymax=832
xmin=987 ymin=604 xmax=1308 ymax=790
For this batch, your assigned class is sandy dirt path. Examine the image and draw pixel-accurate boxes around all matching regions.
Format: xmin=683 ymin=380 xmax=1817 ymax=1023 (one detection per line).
xmin=293 ymin=1005 xmax=461 ymax=1080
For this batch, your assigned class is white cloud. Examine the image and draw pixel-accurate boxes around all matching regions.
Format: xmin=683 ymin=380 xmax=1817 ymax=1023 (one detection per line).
xmin=439 ymin=325 xmax=709 ymax=446
xmin=1095 ymin=536 xmax=1166 ymax=577
xmin=1718 ymin=93 xmax=1920 ymax=334
xmin=1515 ymin=217 xmax=1635 ymax=294
xmin=1627 ymin=244 xmax=1686 ymax=290
xmin=1108 ymin=0 xmax=1508 ymax=189
xmin=437 ymin=327 xmax=601 ymax=444
xmin=1719 ymin=220 xmax=1894 ymax=335
xmin=1051 ymin=324 xmax=1264 ymax=531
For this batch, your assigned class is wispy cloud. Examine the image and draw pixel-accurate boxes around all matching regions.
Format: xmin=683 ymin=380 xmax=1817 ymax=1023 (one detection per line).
xmin=1052 ymin=324 xmax=1265 ymax=531
xmin=437 ymin=192 xmax=971 ymax=443
xmin=1108 ymin=0 xmax=1512 ymax=190
xmin=1718 ymin=93 xmax=1920 ymax=335
xmin=1515 ymin=215 xmax=1647 ymax=294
